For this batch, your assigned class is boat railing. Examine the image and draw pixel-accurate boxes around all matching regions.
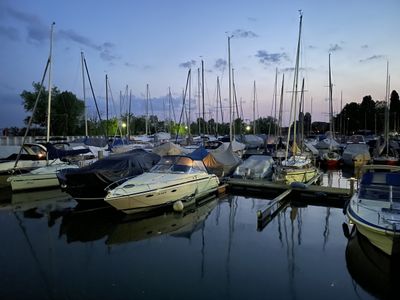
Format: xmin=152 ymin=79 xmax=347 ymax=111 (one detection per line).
xmin=104 ymin=176 xmax=137 ymax=192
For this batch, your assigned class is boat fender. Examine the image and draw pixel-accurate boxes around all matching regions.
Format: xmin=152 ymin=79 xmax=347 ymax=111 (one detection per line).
xmin=290 ymin=182 xmax=307 ymax=189
xmin=173 ymin=200 xmax=184 ymax=212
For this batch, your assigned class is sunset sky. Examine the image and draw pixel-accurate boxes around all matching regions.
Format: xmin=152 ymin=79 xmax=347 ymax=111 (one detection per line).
xmin=1 ymin=0 xmax=399 ymax=129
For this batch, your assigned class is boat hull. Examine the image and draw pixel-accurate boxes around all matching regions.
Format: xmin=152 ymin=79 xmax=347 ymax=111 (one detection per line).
xmin=105 ymin=173 xmax=220 ymax=214
xmin=8 ymin=163 xmax=78 ymax=192
xmin=347 ymin=200 xmax=400 ymax=256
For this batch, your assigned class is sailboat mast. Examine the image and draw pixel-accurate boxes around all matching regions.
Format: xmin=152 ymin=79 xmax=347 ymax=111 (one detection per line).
xmin=285 ymin=11 xmax=302 ymax=161
xmin=328 ymin=53 xmax=334 ymax=136
xmin=273 ymin=68 xmax=278 ymax=137
xmin=216 ymin=76 xmax=220 ymax=135
xmin=278 ymin=74 xmax=285 ymax=138
xmin=384 ymin=61 xmax=390 ymax=157
xmin=253 ymin=80 xmax=256 ymax=135
xmin=105 ymin=74 xmax=109 ymax=138
xmin=201 ymin=60 xmax=205 ymax=136
xmin=228 ymin=35 xmax=233 ymax=143
xmin=81 ymin=52 xmax=88 ymax=137
xmin=128 ymin=89 xmax=131 ymax=139
xmin=146 ymin=84 xmax=149 ymax=136
xmin=46 ymin=22 xmax=55 ymax=143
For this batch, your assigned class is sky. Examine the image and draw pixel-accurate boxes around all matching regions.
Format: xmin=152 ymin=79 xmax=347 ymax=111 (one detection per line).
xmin=1 ymin=0 xmax=399 ymax=129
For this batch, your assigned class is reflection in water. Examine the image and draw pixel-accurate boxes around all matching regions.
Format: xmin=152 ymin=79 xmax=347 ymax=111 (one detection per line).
xmin=346 ymin=230 xmax=400 ymax=299
xmin=59 ymin=195 xmax=219 ymax=246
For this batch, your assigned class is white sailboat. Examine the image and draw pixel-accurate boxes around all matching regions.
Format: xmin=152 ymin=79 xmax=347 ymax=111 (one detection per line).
xmin=321 ymin=53 xmax=341 ymax=167
xmin=272 ymin=11 xmax=319 ymax=185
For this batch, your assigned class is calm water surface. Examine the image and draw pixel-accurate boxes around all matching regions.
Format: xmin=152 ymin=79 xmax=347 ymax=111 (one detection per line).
xmin=0 ymin=171 xmax=397 ymax=300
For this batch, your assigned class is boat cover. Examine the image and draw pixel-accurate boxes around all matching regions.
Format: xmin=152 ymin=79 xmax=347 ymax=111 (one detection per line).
xmin=152 ymin=142 xmax=188 ymax=156
xmin=58 ymin=149 xmax=160 ymax=200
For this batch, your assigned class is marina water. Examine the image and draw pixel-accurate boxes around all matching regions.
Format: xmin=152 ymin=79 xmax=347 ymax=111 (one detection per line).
xmin=0 ymin=166 xmax=397 ymax=299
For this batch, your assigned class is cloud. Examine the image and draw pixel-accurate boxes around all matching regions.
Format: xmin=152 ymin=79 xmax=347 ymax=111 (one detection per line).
xmin=232 ymin=29 xmax=258 ymax=38
xmin=0 ymin=25 xmax=20 ymax=41
xmin=179 ymin=60 xmax=196 ymax=68
xmin=329 ymin=44 xmax=342 ymax=52
xmin=280 ymin=67 xmax=312 ymax=73
xmin=214 ymin=58 xmax=227 ymax=72
xmin=124 ymin=62 xmax=136 ymax=68
xmin=58 ymin=30 xmax=119 ymax=62
xmin=6 ymin=5 xmax=119 ymax=62
xmin=255 ymin=50 xmax=289 ymax=65
xmin=359 ymin=55 xmax=385 ymax=63
xmin=6 ymin=6 xmax=49 ymax=44
xmin=58 ymin=29 xmax=101 ymax=50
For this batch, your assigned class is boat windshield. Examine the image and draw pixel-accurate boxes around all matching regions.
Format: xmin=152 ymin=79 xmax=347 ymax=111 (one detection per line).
xmin=359 ymin=184 xmax=400 ymax=203
xmin=150 ymin=156 xmax=207 ymax=174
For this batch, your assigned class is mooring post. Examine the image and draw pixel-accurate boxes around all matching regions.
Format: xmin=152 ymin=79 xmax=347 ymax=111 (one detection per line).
xmin=349 ymin=177 xmax=356 ymax=196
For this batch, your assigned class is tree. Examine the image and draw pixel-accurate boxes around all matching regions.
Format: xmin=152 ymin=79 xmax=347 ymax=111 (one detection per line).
xmin=390 ymin=90 xmax=400 ymax=131
xmin=21 ymin=82 xmax=85 ymax=136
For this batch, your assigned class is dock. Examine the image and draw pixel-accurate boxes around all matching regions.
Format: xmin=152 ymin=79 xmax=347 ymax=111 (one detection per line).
xmin=223 ymin=176 xmax=355 ymax=230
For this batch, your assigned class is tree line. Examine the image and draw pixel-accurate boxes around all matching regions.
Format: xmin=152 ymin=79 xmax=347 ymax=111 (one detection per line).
xmin=8 ymin=82 xmax=399 ymax=137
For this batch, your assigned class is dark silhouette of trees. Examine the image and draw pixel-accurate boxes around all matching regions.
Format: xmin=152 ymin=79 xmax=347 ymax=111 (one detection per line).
xmin=21 ymin=82 xmax=85 ymax=136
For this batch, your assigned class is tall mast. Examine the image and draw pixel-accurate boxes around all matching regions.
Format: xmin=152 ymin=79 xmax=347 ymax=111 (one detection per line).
xmin=216 ymin=76 xmax=220 ymax=135
xmin=285 ymin=11 xmax=302 ymax=161
xmin=105 ymin=74 xmax=109 ymax=138
xmin=146 ymin=84 xmax=149 ymax=135
xmin=253 ymin=80 xmax=256 ymax=135
xmin=278 ymin=74 xmax=285 ymax=138
xmin=273 ymin=68 xmax=278 ymax=137
xmin=328 ymin=53 xmax=334 ymax=137
xmin=128 ymin=89 xmax=132 ymax=139
xmin=197 ymin=68 xmax=201 ymax=135
xmin=228 ymin=35 xmax=233 ymax=143
xmin=81 ymin=52 xmax=88 ymax=137
xmin=384 ymin=61 xmax=390 ymax=157
xmin=201 ymin=60 xmax=205 ymax=136
xmin=46 ymin=22 xmax=55 ymax=142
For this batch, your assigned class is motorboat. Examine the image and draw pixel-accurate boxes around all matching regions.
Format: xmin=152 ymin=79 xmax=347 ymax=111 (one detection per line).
xmin=0 ymin=142 xmax=90 ymax=188
xmin=57 ymin=149 xmax=160 ymax=203
xmin=346 ymin=165 xmax=400 ymax=255
xmin=105 ymin=155 xmax=220 ymax=214
xmin=7 ymin=160 xmax=79 ymax=192
xmin=232 ymin=155 xmax=274 ymax=180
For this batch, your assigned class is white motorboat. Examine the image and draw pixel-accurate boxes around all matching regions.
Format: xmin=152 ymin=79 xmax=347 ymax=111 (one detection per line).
xmin=105 ymin=155 xmax=220 ymax=214
xmin=0 ymin=143 xmax=49 ymax=187
xmin=346 ymin=165 xmax=400 ymax=255
xmin=7 ymin=160 xmax=79 ymax=192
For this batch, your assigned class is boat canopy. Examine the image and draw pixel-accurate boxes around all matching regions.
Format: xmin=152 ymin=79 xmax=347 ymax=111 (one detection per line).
xmin=150 ymin=155 xmax=208 ymax=174
xmin=359 ymin=171 xmax=400 ymax=203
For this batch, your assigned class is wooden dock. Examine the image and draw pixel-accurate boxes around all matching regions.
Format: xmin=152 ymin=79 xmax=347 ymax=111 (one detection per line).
xmin=223 ymin=176 xmax=355 ymax=231
xmin=224 ymin=177 xmax=352 ymax=200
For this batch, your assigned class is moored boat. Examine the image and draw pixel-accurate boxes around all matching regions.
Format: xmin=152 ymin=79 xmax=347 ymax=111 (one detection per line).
xmin=7 ymin=160 xmax=78 ymax=192
xmin=105 ymin=155 xmax=220 ymax=214
xmin=57 ymin=149 xmax=160 ymax=203
xmin=346 ymin=165 xmax=400 ymax=255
